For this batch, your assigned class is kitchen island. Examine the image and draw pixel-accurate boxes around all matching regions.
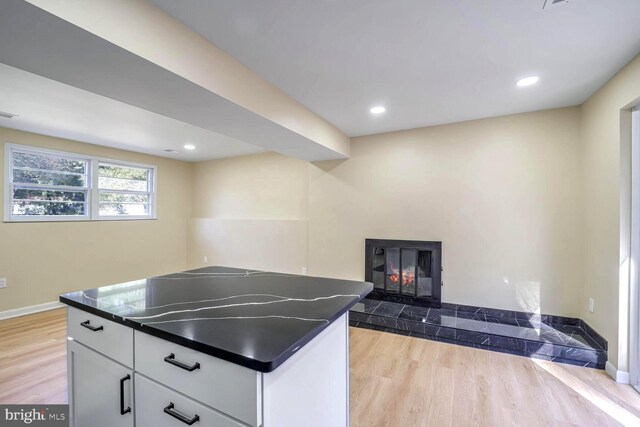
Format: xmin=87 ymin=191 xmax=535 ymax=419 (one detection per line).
xmin=59 ymin=266 xmax=372 ymax=427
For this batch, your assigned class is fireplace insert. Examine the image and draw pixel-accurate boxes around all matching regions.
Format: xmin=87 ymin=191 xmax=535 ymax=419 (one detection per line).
xmin=364 ymin=239 xmax=442 ymax=306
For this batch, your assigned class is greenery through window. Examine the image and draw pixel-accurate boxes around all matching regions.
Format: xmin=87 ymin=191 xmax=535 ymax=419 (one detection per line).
xmin=98 ymin=163 xmax=152 ymax=216
xmin=4 ymin=144 xmax=156 ymax=221
xmin=10 ymin=151 xmax=88 ymax=217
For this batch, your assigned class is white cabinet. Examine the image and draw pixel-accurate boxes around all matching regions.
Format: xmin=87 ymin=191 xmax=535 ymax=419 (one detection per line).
xmin=67 ymin=307 xmax=133 ymax=367
xmin=66 ymin=308 xmax=349 ymax=427
xmin=135 ymin=331 xmax=261 ymax=426
xmin=67 ymin=340 xmax=134 ymax=427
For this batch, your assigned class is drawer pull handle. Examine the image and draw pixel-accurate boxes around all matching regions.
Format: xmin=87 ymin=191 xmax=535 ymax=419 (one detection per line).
xmin=163 ymin=402 xmax=200 ymax=425
xmin=119 ymin=375 xmax=131 ymax=415
xmin=164 ymin=353 xmax=200 ymax=372
xmin=80 ymin=320 xmax=103 ymax=332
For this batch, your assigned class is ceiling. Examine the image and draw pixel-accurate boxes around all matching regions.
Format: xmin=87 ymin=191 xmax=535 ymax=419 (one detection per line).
xmin=1 ymin=0 xmax=640 ymax=162
xmin=0 ymin=0 xmax=346 ymax=162
xmin=151 ymin=0 xmax=640 ymax=136
xmin=0 ymin=64 xmax=264 ymax=162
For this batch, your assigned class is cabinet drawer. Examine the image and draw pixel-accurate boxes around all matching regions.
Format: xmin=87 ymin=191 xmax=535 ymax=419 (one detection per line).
xmin=68 ymin=307 xmax=133 ymax=368
xmin=135 ymin=331 xmax=261 ymax=427
xmin=135 ymin=374 xmax=244 ymax=427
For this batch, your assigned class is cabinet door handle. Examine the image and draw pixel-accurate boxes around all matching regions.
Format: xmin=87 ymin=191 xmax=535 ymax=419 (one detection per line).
xmin=164 ymin=403 xmax=200 ymax=425
xmin=80 ymin=320 xmax=103 ymax=332
xmin=119 ymin=374 xmax=131 ymax=415
xmin=163 ymin=353 xmax=200 ymax=372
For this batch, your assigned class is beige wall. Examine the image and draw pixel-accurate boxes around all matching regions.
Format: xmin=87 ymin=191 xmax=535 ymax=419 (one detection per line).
xmin=5 ymin=48 xmax=636 ymax=374
xmin=187 ymin=54 xmax=640 ymax=373
xmin=189 ymin=109 xmax=584 ymax=318
xmin=309 ymin=108 xmax=584 ymax=316
xmin=580 ymin=54 xmax=640 ymax=371
xmin=188 ymin=152 xmax=309 ymax=274
xmin=0 ymin=127 xmax=193 ymax=311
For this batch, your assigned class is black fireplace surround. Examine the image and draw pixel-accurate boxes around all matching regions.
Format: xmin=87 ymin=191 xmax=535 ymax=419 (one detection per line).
xmin=364 ymin=239 xmax=442 ymax=306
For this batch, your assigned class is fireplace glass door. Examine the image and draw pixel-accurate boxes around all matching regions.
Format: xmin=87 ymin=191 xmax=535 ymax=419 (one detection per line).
xmin=371 ymin=247 xmax=433 ymax=297
xmin=365 ymin=239 xmax=441 ymax=304
xmin=417 ymin=250 xmax=432 ymax=298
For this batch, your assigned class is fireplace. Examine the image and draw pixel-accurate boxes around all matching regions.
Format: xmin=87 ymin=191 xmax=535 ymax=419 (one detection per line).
xmin=364 ymin=239 xmax=442 ymax=306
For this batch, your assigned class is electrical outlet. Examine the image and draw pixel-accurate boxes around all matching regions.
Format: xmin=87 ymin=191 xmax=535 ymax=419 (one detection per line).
xmin=302 ymin=267 xmax=307 ymax=275
xmin=203 ymin=256 xmax=208 ymax=264
xmin=588 ymin=298 xmax=594 ymax=313
xmin=0 ymin=278 xmax=6 ymax=289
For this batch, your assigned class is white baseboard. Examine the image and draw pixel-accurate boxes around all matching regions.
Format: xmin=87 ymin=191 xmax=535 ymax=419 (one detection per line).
xmin=0 ymin=301 xmax=65 ymax=321
xmin=606 ymin=361 xmax=630 ymax=384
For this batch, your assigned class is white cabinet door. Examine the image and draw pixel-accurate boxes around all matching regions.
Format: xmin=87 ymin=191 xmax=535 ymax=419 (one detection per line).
xmin=135 ymin=374 xmax=244 ymax=427
xmin=68 ymin=340 xmax=134 ymax=427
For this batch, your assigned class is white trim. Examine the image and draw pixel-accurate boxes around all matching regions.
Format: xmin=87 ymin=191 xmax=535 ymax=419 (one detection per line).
xmin=4 ymin=142 xmax=12 ymax=222
xmin=96 ymin=158 xmax=156 ymax=219
xmin=606 ymin=361 xmax=631 ymax=384
xmin=0 ymin=301 xmax=65 ymax=321
xmin=3 ymin=142 xmax=157 ymax=222
xmin=630 ymin=109 xmax=640 ymax=387
xmin=345 ymin=311 xmax=350 ymax=425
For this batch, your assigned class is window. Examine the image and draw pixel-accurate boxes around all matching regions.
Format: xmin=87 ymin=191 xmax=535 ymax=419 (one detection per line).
xmin=4 ymin=144 xmax=156 ymax=222
xmin=98 ymin=163 xmax=153 ymax=217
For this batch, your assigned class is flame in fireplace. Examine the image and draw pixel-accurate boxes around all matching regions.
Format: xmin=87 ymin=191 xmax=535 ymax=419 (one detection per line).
xmin=388 ymin=263 xmax=414 ymax=286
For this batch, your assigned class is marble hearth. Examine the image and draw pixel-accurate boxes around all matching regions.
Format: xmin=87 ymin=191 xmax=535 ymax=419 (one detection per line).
xmin=350 ymin=298 xmax=607 ymax=369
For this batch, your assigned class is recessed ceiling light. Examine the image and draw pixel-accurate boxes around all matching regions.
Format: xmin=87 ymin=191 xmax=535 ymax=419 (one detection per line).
xmin=370 ymin=106 xmax=386 ymax=114
xmin=0 ymin=111 xmax=18 ymax=119
xmin=516 ymin=76 xmax=540 ymax=87
xmin=183 ymin=144 xmax=196 ymax=150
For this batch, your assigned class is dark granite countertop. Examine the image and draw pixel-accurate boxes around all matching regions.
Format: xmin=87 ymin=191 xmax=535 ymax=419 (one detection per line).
xmin=59 ymin=266 xmax=372 ymax=372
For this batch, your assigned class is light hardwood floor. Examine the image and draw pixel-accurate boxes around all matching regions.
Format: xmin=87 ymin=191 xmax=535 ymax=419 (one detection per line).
xmin=0 ymin=308 xmax=67 ymax=404
xmin=2 ymin=309 xmax=640 ymax=426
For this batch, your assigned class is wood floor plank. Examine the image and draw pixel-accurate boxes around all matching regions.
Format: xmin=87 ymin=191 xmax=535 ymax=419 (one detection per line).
xmin=2 ymin=309 xmax=640 ymax=425
xmin=348 ymin=327 xmax=640 ymax=427
xmin=0 ymin=308 xmax=67 ymax=405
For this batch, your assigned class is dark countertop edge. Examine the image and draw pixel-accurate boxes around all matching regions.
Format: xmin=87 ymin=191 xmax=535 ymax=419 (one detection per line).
xmin=59 ymin=287 xmax=371 ymax=373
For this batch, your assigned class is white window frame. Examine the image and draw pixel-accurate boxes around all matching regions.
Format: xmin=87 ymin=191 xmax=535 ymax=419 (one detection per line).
xmin=3 ymin=143 xmax=157 ymax=222
xmin=630 ymin=108 xmax=640 ymax=389
xmin=96 ymin=160 xmax=157 ymax=221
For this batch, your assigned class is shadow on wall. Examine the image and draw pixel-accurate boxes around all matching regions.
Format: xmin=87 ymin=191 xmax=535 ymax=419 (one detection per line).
xmin=312 ymin=159 xmax=346 ymax=174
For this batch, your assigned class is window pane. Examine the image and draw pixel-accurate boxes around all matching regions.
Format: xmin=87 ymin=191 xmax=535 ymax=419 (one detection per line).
xmin=12 ymin=151 xmax=86 ymax=173
xmin=12 ymin=201 xmax=86 ymax=216
xmin=98 ymin=176 xmax=148 ymax=191
xmin=98 ymin=192 xmax=149 ymax=203
xmin=13 ymin=169 xmax=86 ymax=187
xmin=99 ymin=203 xmax=150 ymax=216
xmin=13 ymin=189 xmax=85 ymax=202
xmin=6 ymin=147 xmax=156 ymax=221
xmin=99 ymin=164 xmax=149 ymax=181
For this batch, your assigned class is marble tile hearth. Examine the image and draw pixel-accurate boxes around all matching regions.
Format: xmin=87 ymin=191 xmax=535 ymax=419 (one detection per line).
xmin=349 ymin=298 xmax=607 ymax=369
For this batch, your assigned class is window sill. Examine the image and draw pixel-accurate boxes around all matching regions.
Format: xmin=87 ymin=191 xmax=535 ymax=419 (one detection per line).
xmin=3 ymin=216 xmax=158 ymax=223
